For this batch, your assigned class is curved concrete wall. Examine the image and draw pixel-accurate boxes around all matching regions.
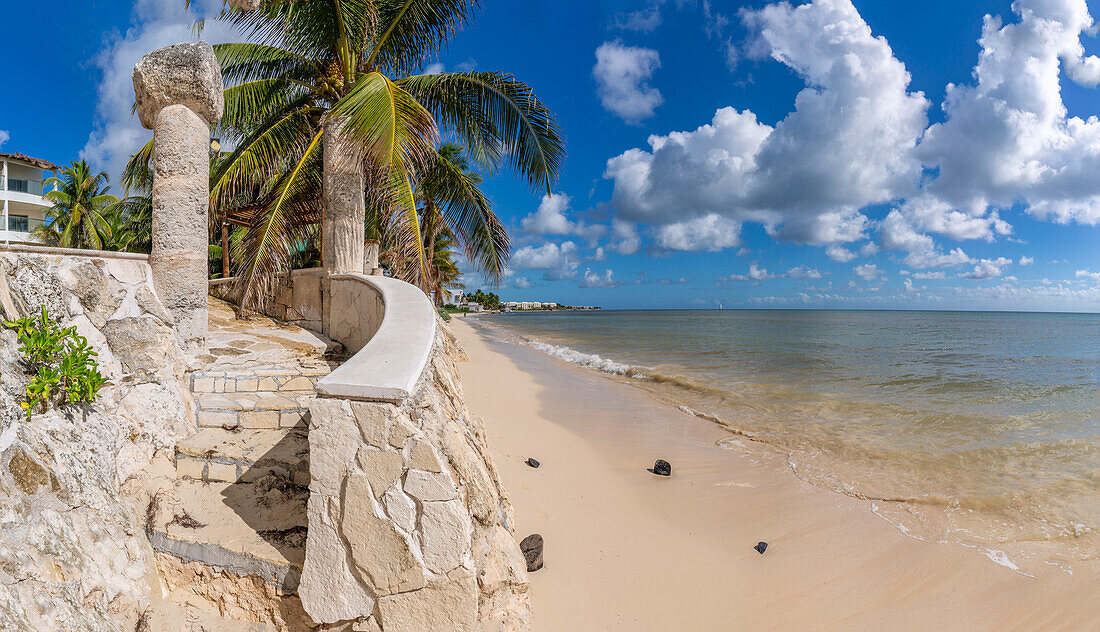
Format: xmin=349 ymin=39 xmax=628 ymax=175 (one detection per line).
xmin=316 ymin=273 xmax=436 ymax=403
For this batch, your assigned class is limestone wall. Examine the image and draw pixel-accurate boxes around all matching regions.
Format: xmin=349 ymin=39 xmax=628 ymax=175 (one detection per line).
xmin=210 ymin=269 xmax=328 ymax=333
xmin=0 ymin=248 xmax=195 ymax=631
xmin=302 ymin=324 xmax=531 ymax=631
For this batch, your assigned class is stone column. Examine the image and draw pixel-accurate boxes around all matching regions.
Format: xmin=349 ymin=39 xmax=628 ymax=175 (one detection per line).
xmin=364 ymin=240 xmax=382 ymax=275
xmin=133 ymin=42 xmax=224 ymax=354
xmin=322 ymin=118 xmax=366 ymax=276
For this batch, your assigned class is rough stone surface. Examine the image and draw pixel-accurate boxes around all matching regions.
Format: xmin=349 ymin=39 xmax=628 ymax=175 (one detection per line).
xmin=419 ymin=499 xmax=471 ymax=574
xmin=520 ymin=534 xmax=544 ymax=573
xmin=343 ymin=472 xmax=426 ymax=595
xmin=301 ymin=321 xmax=531 ymax=630
xmin=150 ymin=103 xmax=212 ymax=354
xmin=0 ymin=251 xmax=194 ymax=631
xmin=377 ymin=568 xmax=478 ymax=632
xmin=133 ymin=41 xmax=224 ymax=128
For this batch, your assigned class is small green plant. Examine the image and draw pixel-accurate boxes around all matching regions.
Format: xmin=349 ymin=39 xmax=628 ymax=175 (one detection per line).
xmin=4 ymin=306 xmax=107 ymax=416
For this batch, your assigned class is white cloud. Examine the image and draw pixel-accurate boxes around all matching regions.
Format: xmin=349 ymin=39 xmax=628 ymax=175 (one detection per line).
xmin=826 ymin=246 xmax=857 ymax=262
xmin=724 ymin=262 xmax=774 ymax=282
xmin=579 ymin=268 xmax=619 ymax=288
xmin=512 ymin=276 xmax=534 ymax=289
xmin=917 ymin=0 xmax=1100 ymax=225
xmin=511 ymin=241 xmax=580 ymax=281
xmin=593 ymin=41 xmax=664 ymax=124
xmin=960 ymin=257 xmax=1013 ymax=280
xmin=653 ymin=214 xmax=741 ymax=251
xmin=0 ymin=130 xmax=9 ymax=149
xmin=609 ymin=219 xmax=641 ymax=255
xmin=82 ymin=0 xmax=240 ymax=181
xmin=1075 ymin=269 xmax=1100 ymax=285
xmin=611 ymin=3 xmax=664 ymax=32
xmin=912 ymin=271 xmax=947 ymax=280
xmin=854 ymin=263 xmax=883 ymax=280
xmin=786 ymin=265 xmax=823 ymax=279
xmin=604 ymin=0 xmax=929 ymax=244
xmin=1019 ymin=256 xmax=1035 ymax=266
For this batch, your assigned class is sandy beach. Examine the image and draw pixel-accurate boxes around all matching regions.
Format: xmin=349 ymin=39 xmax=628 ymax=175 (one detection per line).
xmin=450 ymin=318 xmax=1099 ymax=631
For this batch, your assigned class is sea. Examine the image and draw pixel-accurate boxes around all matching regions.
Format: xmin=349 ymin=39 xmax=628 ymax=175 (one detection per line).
xmin=477 ymin=309 xmax=1099 ymax=575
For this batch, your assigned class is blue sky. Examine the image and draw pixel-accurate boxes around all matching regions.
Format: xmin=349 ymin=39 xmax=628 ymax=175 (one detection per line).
xmin=4 ymin=0 xmax=1100 ymax=310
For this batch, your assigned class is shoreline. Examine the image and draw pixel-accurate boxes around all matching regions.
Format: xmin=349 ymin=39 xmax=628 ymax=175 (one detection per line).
xmin=451 ymin=318 xmax=1098 ymax=631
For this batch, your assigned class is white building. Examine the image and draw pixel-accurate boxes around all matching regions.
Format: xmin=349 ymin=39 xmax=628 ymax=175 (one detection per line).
xmin=442 ymin=288 xmax=464 ymax=306
xmin=1 ymin=153 xmax=60 ymax=245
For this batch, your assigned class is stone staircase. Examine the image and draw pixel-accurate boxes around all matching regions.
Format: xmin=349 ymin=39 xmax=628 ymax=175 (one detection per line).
xmin=144 ymin=299 xmax=338 ymax=630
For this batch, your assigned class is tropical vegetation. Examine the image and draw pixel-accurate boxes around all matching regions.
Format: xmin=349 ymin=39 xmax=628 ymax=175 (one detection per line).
xmin=138 ymin=0 xmax=565 ymax=311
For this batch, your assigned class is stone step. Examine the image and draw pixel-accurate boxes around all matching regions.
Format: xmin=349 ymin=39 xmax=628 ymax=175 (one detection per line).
xmin=175 ymin=428 xmax=309 ymax=486
xmin=149 ymin=477 xmax=308 ymax=592
xmin=189 ymin=366 xmax=331 ymax=394
xmin=195 ymin=391 xmax=314 ymax=429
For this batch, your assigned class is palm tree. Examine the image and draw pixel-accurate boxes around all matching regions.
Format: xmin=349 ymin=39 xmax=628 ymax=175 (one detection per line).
xmin=34 ymin=161 xmax=120 ymax=250
xmin=428 ymin=230 xmax=464 ymax=306
xmin=148 ymin=0 xmax=564 ymax=311
xmin=381 ymin=142 xmax=505 ymax=293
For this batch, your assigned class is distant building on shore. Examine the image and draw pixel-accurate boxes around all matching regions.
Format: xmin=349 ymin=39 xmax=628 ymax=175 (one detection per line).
xmin=501 ymin=300 xmax=599 ymax=311
xmin=1 ymin=152 xmax=60 ymax=245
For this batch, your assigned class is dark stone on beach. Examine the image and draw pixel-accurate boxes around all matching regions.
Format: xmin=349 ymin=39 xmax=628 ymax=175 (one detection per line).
xmin=526 ymin=458 xmax=540 ymax=468
xmin=754 ymin=541 xmax=768 ymax=555
xmin=520 ymin=533 xmax=544 ymax=572
xmin=653 ymin=459 xmax=671 ymax=476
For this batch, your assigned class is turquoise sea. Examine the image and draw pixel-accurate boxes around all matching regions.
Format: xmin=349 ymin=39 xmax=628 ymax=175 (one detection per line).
xmin=480 ymin=309 xmax=1099 ymax=573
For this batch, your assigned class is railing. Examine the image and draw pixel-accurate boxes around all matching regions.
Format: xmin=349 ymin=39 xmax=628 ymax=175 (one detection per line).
xmin=4 ymin=178 xmax=45 ymax=196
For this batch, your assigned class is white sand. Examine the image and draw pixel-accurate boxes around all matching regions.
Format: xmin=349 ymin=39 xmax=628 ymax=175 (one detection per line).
xmin=450 ymin=318 xmax=1099 ymax=631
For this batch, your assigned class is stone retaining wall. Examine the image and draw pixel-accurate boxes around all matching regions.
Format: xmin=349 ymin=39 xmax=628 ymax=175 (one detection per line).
xmin=0 ymin=248 xmax=194 ymax=630
xmin=302 ymin=325 xmax=531 ymax=631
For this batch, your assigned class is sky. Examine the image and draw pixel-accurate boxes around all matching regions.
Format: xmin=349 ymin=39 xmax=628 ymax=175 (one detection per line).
xmin=4 ymin=0 xmax=1100 ymax=310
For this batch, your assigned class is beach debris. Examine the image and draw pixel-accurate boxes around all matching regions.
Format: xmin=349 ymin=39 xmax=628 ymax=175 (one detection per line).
xmin=653 ymin=459 xmax=672 ymax=476
xmin=525 ymin=458 xmax=540 ymax=469
xmin=754 ymin=541 xmax=768 ymax=555
xmin=520 ymin=534 xmax=544 ymax=572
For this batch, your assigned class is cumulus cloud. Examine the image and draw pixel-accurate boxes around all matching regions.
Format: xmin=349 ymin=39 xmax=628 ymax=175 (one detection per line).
xmin=593 ymin=41 xmax=664 ymax=124
xmin=1019 ymin=256 xmax=1035 ymax=266
xmin=652 ymin=214 xmax=741 ymax=251
xmin=912 ymin=271 xmax=947 ymax=280
xmin=82 ymin=0 xmax=239 ymax=181
xmin=854 ymin=263 xmax=883 ymax=280
xmin=579 ymin=268 xmax=619 ymax=288
xmin=609 ymin=219 xmax=642 ymax=255
xmin=520 ymin=193 xmax=603 ymax=242
xmin=511 ymin=241 xmax=580 ymax=280
xmin=604 ymin=0 xmax=929 ymax=244
xmin=1075 ymin=269 xmax=1100 ymax=285
xmin=960 ymin=257 xmax=1013 ymax=280
xmin=723 ymin=262 xmax=775 ymax=282
xmin=826 ymin=246 xmax=858 ymax=262
xmin=917 ymin=0 xmax=1100 ymax=225
xmin=786 ymin=265 xmax=823 ymax=279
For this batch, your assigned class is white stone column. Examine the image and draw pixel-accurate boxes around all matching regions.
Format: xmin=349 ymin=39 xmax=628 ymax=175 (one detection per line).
xmin=133 ymin=41 xmax=224 ymax=354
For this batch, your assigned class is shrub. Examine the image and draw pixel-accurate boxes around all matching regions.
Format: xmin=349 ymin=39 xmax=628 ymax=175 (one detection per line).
xmin=4 ymin=306 xmax=107 ymax=416
xmin=437 ymin=308 xmax=452 ymax=322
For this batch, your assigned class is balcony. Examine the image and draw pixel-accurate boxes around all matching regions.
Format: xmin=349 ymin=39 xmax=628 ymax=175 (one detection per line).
xmin=6 ymin=178 xmax=45 ymax=196
xmin=1 ymin=216 xmax=46 ymax=243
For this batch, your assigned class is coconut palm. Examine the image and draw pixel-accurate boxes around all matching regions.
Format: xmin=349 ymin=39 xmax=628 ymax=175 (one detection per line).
xmin=34 ymin=161 xmax=121 ymax=250
xmin=151 ymin=0 xmax=563 ymax=311
xmin=383 ymin=142 xmax=505 ymax=292
xmin=428 ymin=230 xmax=464 ymax=307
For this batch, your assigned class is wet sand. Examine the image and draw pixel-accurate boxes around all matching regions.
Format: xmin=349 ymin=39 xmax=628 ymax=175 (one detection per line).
xmin=450 ymin=318 xmax=1099 ymax=631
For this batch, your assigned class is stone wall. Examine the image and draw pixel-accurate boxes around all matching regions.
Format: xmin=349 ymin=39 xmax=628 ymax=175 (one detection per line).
xmin=325 ymin=274 xmax=385 ymax=353
xmin=302 ymin=323 xmax=531 ymax=631
xmin=210 ymin=269 xmax=327 ymax=333
xmin=0 ymin=249 xmax=194 ymax=631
